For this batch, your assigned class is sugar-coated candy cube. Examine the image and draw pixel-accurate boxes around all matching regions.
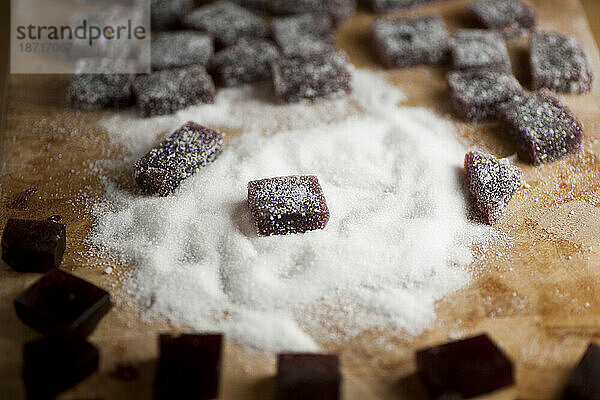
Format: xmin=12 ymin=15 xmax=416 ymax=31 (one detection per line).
xmin=464 ymin=151 xmax=523 ymax=224
xmin=155 ymin=334 xmax=223 ymax=400
xmin=132 ymin=65 xmax=216 ymax=118
xmin=372 ymin=15 xmax=449 ymax=68
xmin=416 ymin=334 xmax=514 ymax=399
xmin=276 ymin=353 xmax=341 ymax=400
xmin=498 ymin=89 xmax=583 ymax=165
xmin=562 ymin=343 xmax=600 ymax=400
xmin=2 ymin=219 xmax=66 ymax=273
xmin=151 ymin=0 xmax=194 ymax=30
xmin=272 ymin=52 xmax=352 ymax=103
xmin=530 ymin=31 xmax=594 ymax=94
xmin=272 ymin=13 xmax=335 ymax=58
xmin=23 ymin=333 xmax=99 ymax=400
xmin=367 ymin=0 xmax=444 ymax=13
xmin=151 ymin=31 xmax=213 ymax=71
xmin=68 ymin=73 xmax=132 ymax=110
xmin=248 ymin=175 xmax=330 ymax=236
xmin=269 ymin=0 xmax=356 ymax=27
xmin=183 ymin=0 xmax=270 ymax=48
xmin=449 ymin=29 xmax=511 ymax=71
xmin=448 ymin=69 xmax=523 ymax=121
xmin=210 ymin=40 xmax=280 ymax=87
xmin=469 ymin=0 xmax=536 ymax=38
xmin=134 ymin=122 xmax=225 ymax=196
xmin=14 ymin=269 xmax=112 ymax=336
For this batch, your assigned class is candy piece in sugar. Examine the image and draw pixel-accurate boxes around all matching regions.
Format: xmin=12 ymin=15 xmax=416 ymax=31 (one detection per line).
xmin=498 ymin=89 xmax=583 ymax=165
xmin=272 ymin=13 xmax=335 ymax=58
xmin=210 ymin=40 xmax=280 ymax=86
xmin=134 ymin=122 xmax=224 ymax=196
xmin=2 ymin=219 xmax=66 ymax=273
xmin=530 ymin=31 xmax=594 ymax=94
xmin=447 ymin=69 xmax=523 ymax=121
xmin=276 ymin=354 xmax=341 ymax=400
xmin=367 ymin=0 xmax=445 ymax=13
xmin=67 ymin=73 xmax=132 ymax=110
xmin=14 ymin=269 xmax=112 ymax=336
xmin=417 ymin=334 xmax=514 ymax=399
xmin=469 ymin=0 xmax=536 ymax=38
xmin=272 ymin=52 xmax=352 ymax=103
xmin=151 ymin=31 xmax=213 ymax=71
xmin=183 ymin=0 xmax=269 ymax=48
xmin=464 ymin=151 xmax=523 ymax=224
xmin=155 ymin=334 xmax=223 ymax=400
xmin=269 ymin=0 xmax=356 ymax=27
xmin=562 ymin=343 xmax=600 ymax=400
xmin=132 ymin=65 xmax=215 ymax=118
xmin=449 ymin=29 xmax=511 ymax=71
xmin=372 ymin=15 xmax=449 ymax=68
xmin=151 ymin=0 xmax=194 ymax=30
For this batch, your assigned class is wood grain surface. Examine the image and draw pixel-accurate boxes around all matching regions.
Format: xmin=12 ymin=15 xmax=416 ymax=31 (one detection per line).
xmin=1 ymin=0 xmax=600 ymax=399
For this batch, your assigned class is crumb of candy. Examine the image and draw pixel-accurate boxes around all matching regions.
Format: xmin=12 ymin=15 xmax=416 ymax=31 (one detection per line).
xmin=151 ymin=31 xmax=213 ymax=71
xmin=469 ymin=0 xmax=536 ymax=38
xmin=210 ymin=40 xmax=279 ymax=87
xmin=449 ymin=29 xmax=511 ymax=71
xmin=272 ymin=13 xmax=335 ymax=58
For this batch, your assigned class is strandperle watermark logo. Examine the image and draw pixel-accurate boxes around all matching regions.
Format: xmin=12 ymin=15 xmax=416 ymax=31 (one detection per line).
xmin=11 ymin=0 xmax=150 ymax=74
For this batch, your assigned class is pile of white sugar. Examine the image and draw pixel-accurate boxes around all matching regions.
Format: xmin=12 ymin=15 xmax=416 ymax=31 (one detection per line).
xmin=90 ymin=69 xmax=494 ymax=352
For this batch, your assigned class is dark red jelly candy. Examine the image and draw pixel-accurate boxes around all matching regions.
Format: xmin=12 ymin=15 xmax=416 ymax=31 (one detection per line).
xmin=155 ymin=334 xmax=223 ymax=400
xmin=151 ymin=0 xmax=193 ymax=30
xmin=248 ymin=175 xmax=330 ymax=236
xmin=416 ymin=334 xmax=514 ymax=399
xmin=2 ymin=218 xmax=66 ymax=273
xmin=132 ymin=65 xmax=216 ymax=118
xmin=210 ymin=40 xmax=280 ymax=87
xmin=272 ymin=13 xmax=335 ymax=58
xmin=134 ymin=122 xmax=224 ymax=196
xmin=151 ymin=31 xmax=213 ymax=71
xmin=469 ymin=0 xmax=536 ymax=38
xmin=276 ymin=353 xmax=341 ymax=400
xmin=367 ymin=0 xmax=444 ymax=13
xmin=498 ymin=89 xmax=583 ymax=165
xmin=562 ymin=343 xmax=600 ymax=400
xmin=372 ymin=15 xmax=449 ymax=68
xmin=14 ymin=269 xmax=112 ymax=336
xmin=530 ymin=31 xmax=594 ymax=94
xmin=23 ymin=333 xmax=99 ymax=400
xmin=269 ymin=0 xmax=356 ymax=27
xmin=68 ymin=73 xmax=132 ymax=110
xmin=464 ymin=151 xmax=523 ymax=224
xmin=449 ymin=29 xmax=511 ymax=71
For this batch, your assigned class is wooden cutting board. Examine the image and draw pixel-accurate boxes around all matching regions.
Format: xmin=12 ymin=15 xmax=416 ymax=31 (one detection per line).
xmin=1 ymin=0 xmax=600 ymax=398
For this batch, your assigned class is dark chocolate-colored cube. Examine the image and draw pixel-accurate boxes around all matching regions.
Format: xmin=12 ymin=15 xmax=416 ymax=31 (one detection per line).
xmin=68 ymin=73 xmax=133 ymax=110
xmin=498 ymin=89 xmax=583 ymax=165
xmin=372 ymin=15 xmax=449 ymax=68
xmin=367 ymin=0 xmax=442 ymax=13
xmin=151 ymin=0 xmax=194 ymax=30
xmin=562 ymin=343 xmax=600 ymax=400
xmin=14 ymin=269 xmax=112 ymax=336
xmin=530 ymin=31 xmax=594 ymax=94
xmin=449 ymin=29 xmax=511 ymax=71
xmin=416 ymin=334 xmax=514 ymax=399
xmin=132 ymin=65 xmax=216 ymax=118
xmin=134 ymin=122 xmax=224 ymax=196
xmin=2 ymin=218 xmax=66 ymax=273
xmin=276 ymin=353 xmax=341 ymax=400
xmin=155 ymin=334 xmax=223 ymax=400
xmin=469 ymin=0 xmax=536 ymax=38
xmin=269 ymin=0 xmax=356 ymax=27
xmin=151 ymin=31 xmax=213 ymax=71
xmin=272 ymin=13 xmax=335 ymax=58
xmin=248 ymin=175 xmax=330 ymax=236
xmin=210 ymin=40 xmax=280 ymax=87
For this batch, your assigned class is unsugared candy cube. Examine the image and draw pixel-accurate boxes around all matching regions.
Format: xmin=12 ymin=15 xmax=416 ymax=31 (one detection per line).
xmin=449 ymin=29 xmax=511 ymax=71
xmin=464 ymin=151 xmax=523 ymax=224
xmin=155 ymin=334 xmax=223 ymax=400
xmin=269 ymin=0 xmax=356 ymax=27
xmin=68 ymin=73 xmax=132 ymax=110
xmin=151 ymin=31 xmax=213 ymax=71
xmin=469 ymin=0 xmax=536 ymax=38
xmin=2 ymin=218 xmax=66 ymax=273
xmin=134 ymin=122 xmax=224 ymax=196
xmin=276 ymin=353 xmax=341 ymax=400
xmin=416 ymin=334 xmax=514 ymax=399
xmin=151 ymin=0 xmax=194 ymax=30
xmin=530 ymin=31 xmax=594 ymax=94
xmin=367 ymin=0 xmax=443 ymax=13
xmin=447 ymin=69 xmax=523 ymax=121
xmin=372 ymin=15 xmax=449 ymax=68
xmin=132 ymin=65 xmax=216 ymax=118
xmin=272 ymin=13 xmax=335 ymax=58
xmin=14 ymin=269 xmax=112 ymax=336
xmin=210 ymin=40 xmax=280 ymax=87
xmin=562 ymin=343 xmax=600 ymax=400
xmin=498 ymin=89 xmax=583 ymax=165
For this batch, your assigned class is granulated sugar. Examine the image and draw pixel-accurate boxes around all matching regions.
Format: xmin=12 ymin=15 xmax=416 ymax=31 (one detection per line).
xmin=90 ymin=69 xmax=494 ymax=352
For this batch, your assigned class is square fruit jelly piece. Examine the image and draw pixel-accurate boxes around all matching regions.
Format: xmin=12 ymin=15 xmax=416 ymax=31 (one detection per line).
xmin=68 ymin=73 xmax=132 ymax=110
xmin=530 ymin=31 xmax=594 ymax=94
xmin=498 ymin=89 xmax=583 ymax=165
xmin=469 ymin=0 xmax=536 ymax=38
xmin=210 ymin=40 xmax=280 ymax=87
xmin=562 ymin=343 xmax=600 ymax=400
xmin=372 ymin=15 xmax=449 ymax=68
xmin=151 ymin=31 xmax=213 ymax=71
xmin=151 ymin=0 xmax=194 ymax=30
xmin=367 ymin=0 xmax=446 ymax=13
xmin=269 ymin=0 xmax=356 ymax=27
xmin=134 ymin=122 xmax=224 ymax=196
xmin=272 ymin=13 xmax=335 ymax=58
xmin=248 ymin=175 xmax=330 ymax=236
xmin=276 ymin=353 xmax=341 ymax=400
xmin=449 ymin=29 xmax=511 ymax=71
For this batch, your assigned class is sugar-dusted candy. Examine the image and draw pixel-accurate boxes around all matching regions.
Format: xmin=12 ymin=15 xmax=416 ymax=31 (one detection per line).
xmin=134 ymin=122 xmax=224 ymax=196
xmin=372 ymin=15 xmax=449 ymax=68
xmin=151 ymin=0 xmax=194 ymax=30
xmin=132 ymin=65 xmax=216 ymax=118
xmin=276 ymin=353 xmax=341 ymax=400
xmin=449 ymin=29 xmax=511 ymax=71
xmin=269 ymin=0 xmax=356 ymax=27
xmin=367 ymin=0 xmax=444 ymax=13
xmin=210 ymin=40 xmax=280 ymax=87
xmin=447 ymin=69 xmax=523 ymax=121
xmin=469 ymin=0 xmax=536 ymax=38
xmin=183 ymin=0 xmax=270 ymax=48
xmin=151 ymin=31 xmax=213 ymax=71
xmin=562 ymin=343 xmax=600 ymax=400
xmin=68 ymin=73 xmax=132 ymax=110
xmin=530 ymin=31 xmax=594 ymax=94
xmin=14 ymin=269 xmax=112 ymax=336
xmin=416 ymin=334 xmax=514 ymax=399
xmin=272 ymin=13 xmax=335 ymax=58
xmin=498 ymin=89 xmax=583 ymax=165
xmin=272 ymin=52 xmax=352 ymax=103
xmin=2 ymin=218 xmax=66 ymax=273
